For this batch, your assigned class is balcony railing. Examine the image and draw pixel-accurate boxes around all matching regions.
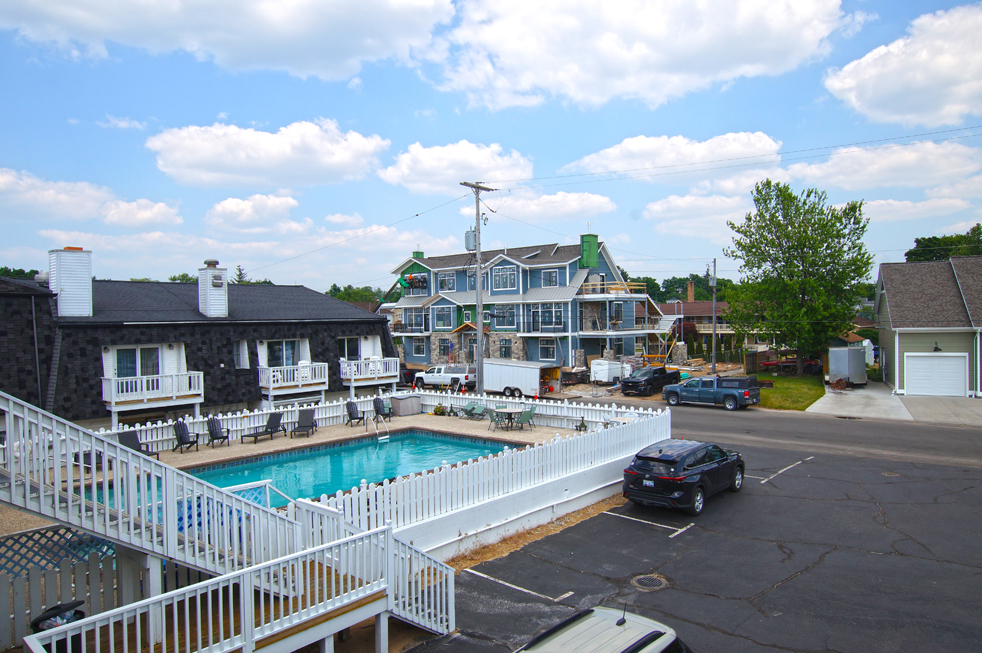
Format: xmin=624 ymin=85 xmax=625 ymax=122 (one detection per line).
xmin=517 ymin=319 xmax=568 ymax=333
xmin=101 ymin=372 xmax=204 ymax=406
xmin=258 ymin=362 xmax=330 ymax=390
xmin=578 ymin=281 xmax=648 ymax=295
xmin=576 ymin=316 xmax=665 ymax=332
xmin=340 ymin=357 xmax=400 ymax=381
xmin=391 ymin=317 xmax=430 ymax=334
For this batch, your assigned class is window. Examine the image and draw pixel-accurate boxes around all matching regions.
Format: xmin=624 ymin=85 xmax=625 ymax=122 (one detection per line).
xmin=492 ymin=265 xmax=517 ymax=290
xmin=337 ymin=337 xmax=360 ymax=361
xmin=115 ymin=346 xmax=160 ymax=378
xmin=463 ymin=310 xmax=472 ymax=323
xmin=483 ymin=311 xmax=490 ymax=323
xmin=701 ymin=379 xmax=715 ymax=388
xmin=467 ymin=273 xmax=476 ymax=291
xmin=438 ymin=272 xmax=455 ymax=292
xmin=707 ymin=445 xmax=726 ymax=462
xmin=404 ymin=308 xmax=426 ymax=330
xmin=434 ymin=306 xmax=454 ymax=329
xmin=543 ymin=269 xmax=558 ymax=287
xmin=539 ymin=338 xmax=556 ymax=360
xmin=532 ymin=302 xmax=562 ymax=328
xmin=684 ymin=449 xmax=709 ymax=470
xmin=413 ymin=338 xmax=426 ymax=356
xmin=233 ymin=340 xmax=249 ymax=369
xmin=494 ymin=305 xmax=515 ymax=328
xmin=612 ymin=302 xmax=623 ymax=322
xmin=439 ymin=338 xmax=452 ymax=356
xmin=500 ymin=338 xmax=512 ymax=358
xmin=267 ymin=339 xmax=299 ymax=367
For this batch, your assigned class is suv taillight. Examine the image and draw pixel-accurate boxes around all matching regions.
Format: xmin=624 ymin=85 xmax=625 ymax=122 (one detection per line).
xmin=658 ymin=476 xmax=687 ymax=482
xmin=744 ymin=390 xmax=749 ymax=398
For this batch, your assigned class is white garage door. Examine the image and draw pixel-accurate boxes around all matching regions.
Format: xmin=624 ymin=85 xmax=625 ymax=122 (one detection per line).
xmin=905 ymin=354 xmax=969 ymax=396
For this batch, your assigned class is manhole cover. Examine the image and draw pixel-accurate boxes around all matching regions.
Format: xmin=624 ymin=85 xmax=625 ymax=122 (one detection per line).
xmin=631 ymin=573 xmax=670 ymax=592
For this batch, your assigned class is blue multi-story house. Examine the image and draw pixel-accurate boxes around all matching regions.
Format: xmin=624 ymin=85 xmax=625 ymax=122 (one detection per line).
xmin=390 ymin=234 xmax=674 ymax=368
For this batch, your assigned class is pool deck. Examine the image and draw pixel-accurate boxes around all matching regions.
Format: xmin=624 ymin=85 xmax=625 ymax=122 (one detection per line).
xmin=0 ymin=415 xmax=575 ymax=537
xmin=164 ymin=413 xmax=575 ymax=472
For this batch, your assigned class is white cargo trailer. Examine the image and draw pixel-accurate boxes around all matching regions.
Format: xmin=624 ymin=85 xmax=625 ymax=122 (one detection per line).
xmin=828 ymin=347 xmax=867 ymax=386
xmin=590 ymin=359 xmax=632 ymax=383
xmin=483 ymin=360 xmax=561 ymax=397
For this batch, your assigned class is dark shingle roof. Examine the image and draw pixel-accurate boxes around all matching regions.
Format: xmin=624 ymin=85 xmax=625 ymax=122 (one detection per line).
xmin=408 ymin=243 xmax=583 ymax=270
xmin=950 ymin=256 xmax=982 ymax=327
xmin=656 ymin=300 xmax=730 ymax=317
xmin=0 ymin=277 xmax=53 ymax=296
xmin=56 ymin=281 xmax=384 ymax=325
xmin=880 ymin=260 xmax=974 ymax=329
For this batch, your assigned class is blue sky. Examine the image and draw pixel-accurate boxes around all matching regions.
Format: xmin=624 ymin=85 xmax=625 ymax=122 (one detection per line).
xmin=2 ymin=0 xmax=980 ymax=292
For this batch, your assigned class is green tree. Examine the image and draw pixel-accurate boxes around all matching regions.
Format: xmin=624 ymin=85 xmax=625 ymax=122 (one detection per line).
xmin=232 ymin=265 xmax=250 ymax=283
xmin=904 ymin=223 xmax=982 ymax=261
xmin=328 ymin=284 xmax=383 ymax=302
xmin=0 ymin=266 xmax=40 ymax=279
xmin=129 ymin=277 xmax=156 ymax=282
xmin=724 ymin=180 xmax=874 ymax=376
xmin=168 ymin=272 xmax=197 ymax=283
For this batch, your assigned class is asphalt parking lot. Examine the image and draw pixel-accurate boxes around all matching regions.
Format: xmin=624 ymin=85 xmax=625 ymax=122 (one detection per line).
xmin=411 ymin=444 xmax=982 ymax=652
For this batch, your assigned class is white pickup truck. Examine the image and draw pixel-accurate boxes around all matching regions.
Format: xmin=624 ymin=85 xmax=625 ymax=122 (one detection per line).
xmin=414 ymin=365 xmax=476 ymax=390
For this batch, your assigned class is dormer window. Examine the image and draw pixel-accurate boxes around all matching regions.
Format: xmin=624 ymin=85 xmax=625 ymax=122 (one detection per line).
xmin=492 ymin=265 xmax=517 ymax=291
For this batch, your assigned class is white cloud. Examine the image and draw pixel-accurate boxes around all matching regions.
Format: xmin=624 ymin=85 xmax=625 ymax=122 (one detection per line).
xmin=146 ymin=119 xmax=390 ymax=188
xmin=347 ymin=77 xmax=363 ymax=91
xmin=690 ymin=167 xmax=791 ymax=196
xmin=102 ymin=199 xmax=182 ymax=226
xmin=838 ymin=11 xmax=878 ymax=39
xmin=324 ymin=213 xmax=365 ymax=227
xmin=937 ymin=220 xmax=982 ymax=235
xmin=927 ymin=175 xmax=982 ymax=200
xmin=439 ymin=0 xmax=844 ymax=109
xmin=787 ymin=141 xmax=982 ymax=191
xmin=0 ymin=168 xmax=114 ymax=220
xmin=466 ymin=190 xmax=615 ymax=221
xmin=0 ymin=0 xmax=454 ymax=80
xmin=565 ymin=132 xmax=782 ymax=182
xmin=824 ymin=5 xmax=982 ymax=126
xmin=205 ymin=194 xmax=303 ymax=234
xmin=97 ymin=115 xmax=146 ymax=129
xmin=643 ymin=194 xmax=750 ymax=244
xmin=862 ymin=198 xmax=970 ymax=223
xmin=378 ymin=140 xmax=532 ymax=195
xmin=216 ymin=111 xmax=228 ymax=120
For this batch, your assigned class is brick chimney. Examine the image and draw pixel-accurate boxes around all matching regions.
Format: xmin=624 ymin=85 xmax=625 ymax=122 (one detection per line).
xmin=687 ymin=279 xmax=695 ymax=303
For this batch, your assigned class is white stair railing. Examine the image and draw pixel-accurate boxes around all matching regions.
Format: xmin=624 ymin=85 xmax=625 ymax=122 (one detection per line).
xmin=0 ymin=390 xmax=301 ymax=575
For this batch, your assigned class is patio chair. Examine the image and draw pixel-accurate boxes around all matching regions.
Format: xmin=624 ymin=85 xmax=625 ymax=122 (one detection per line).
xmin=488 ymin=409 xmax=509 ymax=432
xmin=458 ymin=401 xmax=480 ymax=418
xmin=528 ymin=405 xmax=537 ymax=428
xmin=470 ymin=405 xmax=489 ymax=421
xmin=206 ymin=416 xmax=230 ymax=448
xmin=515 ymin=409 xmax=533 ymax=430
xmin=290 ymin=409 xmax=317 ymax=438
xmin=118 ymin=431 xmax=160 ymax=460
xmin=373 ymin=397 xmax=393 ymax=422
xmin=243 ymin=412 xmax=285 ymax=443
xmin=172 ymin=420 xmax=199 ymax=453
xmin=346 ymin=400 xmax=366 ymax=427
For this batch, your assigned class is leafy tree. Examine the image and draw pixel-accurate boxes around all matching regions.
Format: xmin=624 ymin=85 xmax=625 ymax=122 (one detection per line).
xmin=129 ymin=277 xmax=156 ymax=282
xmin=0 ymin=266 xmax=40 ymax=279
xmin=724 ymin=180 xmax=874 ymax=376
xmin=328 ymin=284 xmax=383 ymax=302
xmin=168 ymin=272 xmax=197 ymax=283
xmin=670 ymin=321 xmax=700 ymax=343
xmin=855 ymin=327 xmax=879 ymax=346
xmin=904 ymin=223 xmax=982 ymax=261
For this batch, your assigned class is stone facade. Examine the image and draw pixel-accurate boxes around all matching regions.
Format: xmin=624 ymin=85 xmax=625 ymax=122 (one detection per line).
xmin=0 ymin=292 xmax=57 ymax=407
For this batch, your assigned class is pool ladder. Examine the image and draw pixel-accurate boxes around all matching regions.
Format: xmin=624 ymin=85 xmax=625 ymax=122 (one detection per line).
xmin=368 ymin=411 xmax=390 ymax=437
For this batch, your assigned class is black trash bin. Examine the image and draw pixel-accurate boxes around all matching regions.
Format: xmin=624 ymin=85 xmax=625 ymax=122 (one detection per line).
xmin=30 ymin=600 xmax=85 ymax=653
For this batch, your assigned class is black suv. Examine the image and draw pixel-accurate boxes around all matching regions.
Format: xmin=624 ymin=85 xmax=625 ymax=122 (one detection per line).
xmin=623 ymin=440 xmax=744 ymax=516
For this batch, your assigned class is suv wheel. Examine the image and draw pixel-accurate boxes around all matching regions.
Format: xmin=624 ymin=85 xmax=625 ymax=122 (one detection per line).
xmin=731 ymin=466 xmax=744 ymax=492
xmin=724 ymin=396 xmax=738 ymax=411
xmin=687 ymin=487 xmax=705 ymax=516
xmin=666 ymin=393 xmax=680 ymax=406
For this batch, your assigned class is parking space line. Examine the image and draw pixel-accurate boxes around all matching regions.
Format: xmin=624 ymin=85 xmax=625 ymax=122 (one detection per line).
xmin=463 ymin=569 xmax=571 ymax=602
xmin=761 ymin=456 xmax=814 ymax=484
xmin=604 ymin=511 xmax=693 ymax=538
xmin=744 ymin=474 xmax=767 ymax=480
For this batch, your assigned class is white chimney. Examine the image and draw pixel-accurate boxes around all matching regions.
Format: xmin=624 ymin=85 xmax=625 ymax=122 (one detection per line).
xmin=49 ymin=247 xmax=92 ymax=317
xmin=198 ymin=259 xmax=228 ymax=318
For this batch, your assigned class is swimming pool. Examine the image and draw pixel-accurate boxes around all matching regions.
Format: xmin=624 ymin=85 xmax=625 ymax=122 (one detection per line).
xmin=189 ymin=430 xmax=508 ymax=507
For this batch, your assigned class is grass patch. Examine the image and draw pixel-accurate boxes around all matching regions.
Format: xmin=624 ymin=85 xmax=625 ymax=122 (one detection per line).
xmin=759 ymin=374 xmax=826 ymax=411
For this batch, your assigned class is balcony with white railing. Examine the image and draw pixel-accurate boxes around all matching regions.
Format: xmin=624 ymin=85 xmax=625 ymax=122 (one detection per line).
xmin=258 ymin=362 xmax=331 ymax=395
xmin=340 ymin=358 xmax=401 ymax=394
xmin=101 ymin=372 xmax=205 ymax=411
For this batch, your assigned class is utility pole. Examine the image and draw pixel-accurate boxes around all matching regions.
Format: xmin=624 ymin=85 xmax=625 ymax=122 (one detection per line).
xmin=460 ymin=181 xmax=495 ymax=395
xmin=711 ymin=258 xmax=717 ymax=374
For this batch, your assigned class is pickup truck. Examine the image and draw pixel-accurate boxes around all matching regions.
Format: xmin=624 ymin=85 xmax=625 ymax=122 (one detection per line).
xmin=620 ymin=367 xmax=681 ymax=396
xmin=662 ymin=376 xmax=761 ymax=411
xmin=414 ymin=365 xmax=476 ymax=390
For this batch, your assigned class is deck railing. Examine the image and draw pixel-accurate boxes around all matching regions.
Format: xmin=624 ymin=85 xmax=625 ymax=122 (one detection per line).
xmin=339 ymin=358 xmax=400 ymax=381
xmin=22 ymin=526 xmax=395 ymax=653
xmin=0 ymin=390 xmax=301 ymax=577
xmin=257 ymin=362 xmax=330 ymax=390
xmin=391 ymin=317 xmax=430 ymax=334
xmin=578 ymin=281 xmax=648 ymax=295
xmin=101 ymin=372 xmax=204 ymax=406
xmin=576 ymin=316 xmax=664 ymax=332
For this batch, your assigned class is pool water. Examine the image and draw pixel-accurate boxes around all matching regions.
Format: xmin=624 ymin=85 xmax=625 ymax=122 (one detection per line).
xmin=189 ymin=430 xmax=507 ymax=507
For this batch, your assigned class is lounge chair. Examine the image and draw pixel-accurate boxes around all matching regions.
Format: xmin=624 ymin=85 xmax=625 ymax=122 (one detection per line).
xmin=458 ymin=402 xmax=480 ymax=418
xmin=290 ymin=409 xmax=317 ymax=438
xmin=118 ymin=431 xmax=159 ymax=460
xmin=515 ymin=409 xmax=533 ymax=430
xmin=243 ymin=412 xmax=285 ymax=443
xmin=206 ymin=416 xmax=230 ymax=448
xmin=373 ymin=397 xmax=393 ymax=422
xmin=488 ymin=409 xmax=509 ymax=432
xmin=172 ymin=420 xmax=199 ymax=453
xmin=346 ymin=401 xmax=366 ymax=427
xmin=469 ymin=405 xmax=489 ymax=420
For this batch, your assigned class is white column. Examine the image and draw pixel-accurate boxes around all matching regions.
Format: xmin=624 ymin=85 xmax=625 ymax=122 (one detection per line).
xmin=374 ymin=612 xmax=389 ymax=653
xmin=319 ymin=635 xmax=335 ymax=653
